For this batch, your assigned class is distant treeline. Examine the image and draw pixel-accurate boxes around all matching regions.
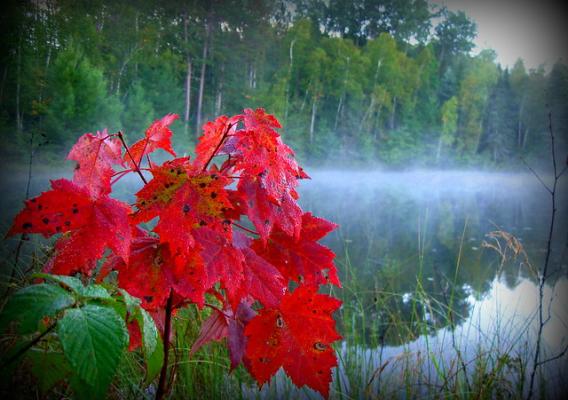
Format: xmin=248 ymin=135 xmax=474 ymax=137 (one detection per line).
xmin=1 ymin=0 xmax=567 ymax=167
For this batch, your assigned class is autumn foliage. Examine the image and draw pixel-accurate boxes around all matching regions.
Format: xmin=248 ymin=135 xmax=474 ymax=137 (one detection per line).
xmin=7 ymin=109 xmax=342 ymax=398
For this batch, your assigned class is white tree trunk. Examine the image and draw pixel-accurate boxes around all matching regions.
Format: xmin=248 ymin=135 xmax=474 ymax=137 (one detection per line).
xmin=309 ymin=98 xmax=317 ymax=143
xmin=196 ymin=21 xmax=210 ymax=133
xmin=183 ymin=14 xmax=192 ymax=124
xmin=284 ymin=39 xmax=295 ymax=125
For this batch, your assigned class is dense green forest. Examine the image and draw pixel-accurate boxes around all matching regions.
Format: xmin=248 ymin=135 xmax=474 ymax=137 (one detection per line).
xmin=1 ymin=0 xmax=567 ymax=168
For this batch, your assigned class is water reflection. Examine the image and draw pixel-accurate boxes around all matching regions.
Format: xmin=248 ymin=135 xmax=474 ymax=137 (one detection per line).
xmin=298 ymin=170 xmax=567 ymax=347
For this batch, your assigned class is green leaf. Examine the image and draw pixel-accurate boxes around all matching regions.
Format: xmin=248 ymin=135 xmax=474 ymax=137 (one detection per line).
xmin=57 ymin=304 xmax=128 ymax=395
xmin=33 ymin=273 xmax=85 ymax=293
xmin=80 ymin=284 xmax=112 ymax=300
xmin=26 ymin=350 xmax=71 ymax=394
xmin=146 ymin=336 xmax=164 ymax=384
xmin=138 ymin=308 xmax=158 ymax=355
xmin=0 ymin=284 xmax=75 ymax=334
xmin=34 ymin=273 xmax=113 ymax=300
xmin=136 ymin=308 xmax=163 ymax=383
xmin=119 ymin=288 xmax=141 ymax=312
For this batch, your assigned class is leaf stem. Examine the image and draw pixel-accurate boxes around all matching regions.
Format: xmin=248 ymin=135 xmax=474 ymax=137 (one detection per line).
xmin=117 ymin=131 xmax=148 ymax=184
xmin=156 ymin=289 xmax=174 ymax=400
xmin=204 ymin=302 xmax=233 ymax=320
xmin=202 ymin=123 xmax=234 ymax=171
xmin=233 ymin=222 xmax=259 ymax=236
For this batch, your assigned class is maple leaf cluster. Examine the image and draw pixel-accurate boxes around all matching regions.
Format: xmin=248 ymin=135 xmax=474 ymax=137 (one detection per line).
xmin=8 ymin=108 xmax=342 ymax=398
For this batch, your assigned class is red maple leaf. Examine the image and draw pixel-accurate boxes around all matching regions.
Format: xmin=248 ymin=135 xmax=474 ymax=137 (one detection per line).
xmin=194 ymin=115 xmax=239 ymax=168
xmin=67 ymin=129 xmax=124 ymax=198
xmin=106 ymin=233 xmax=207 ymax=310
xmin=233 ymin=231 xmax=286 ymax=309
xmin=8 ymin=179 xmax=131 ymax=275
xmin=191 ymin=301 xmax=256 ymax=370
xmin=245 ymin=285 xmax=342 ymax=398
xmin=253 ymin=213 xmax=340 ymax=287
xmin=193 ymin=227 xmax=244 ymax=303
xmin=237 ymin=177 xmax=302 ymax=242
xmin=230 ymin=109 xmax=307 ymax=202
xmin=126 ymin=114 xmax=178 ymax=168
xmin=242 ymin=107 xmax=282 ymax=129
xmin=133 ymin=158 xmax=232 ymax=261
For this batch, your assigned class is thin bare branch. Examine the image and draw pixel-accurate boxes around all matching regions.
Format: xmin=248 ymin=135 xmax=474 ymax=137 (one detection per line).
xmin=519 ymin=156 xmax=552 ymax=194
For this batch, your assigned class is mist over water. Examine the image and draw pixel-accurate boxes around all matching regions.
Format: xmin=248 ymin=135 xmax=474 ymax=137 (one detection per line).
xmin=1 ymin=168 xmax=567 ymax=396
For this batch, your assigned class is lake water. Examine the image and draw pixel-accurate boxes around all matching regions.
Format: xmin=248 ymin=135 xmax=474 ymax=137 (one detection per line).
xmin=1 ymin=168 xmax=567 ymax=397
xmin=247 ymin=170 xmax=568 ymax=398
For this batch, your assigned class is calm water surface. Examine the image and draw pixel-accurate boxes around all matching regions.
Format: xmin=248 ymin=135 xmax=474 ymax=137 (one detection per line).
xmin=2 ymin=169 xmax=567 ymax=397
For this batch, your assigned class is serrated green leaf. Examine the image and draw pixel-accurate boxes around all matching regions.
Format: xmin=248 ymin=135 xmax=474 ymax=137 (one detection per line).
xmin=34 ymin=273 xmax=113 ymax=301
xmin=136 ymin=308 xmax=163 ymax=383
xmin=145 ymin=330 xmax=164 ymax=384
xmin=26 ymin=350 xmax=71 ymax=394
xmin=33 ymin=273 xmax=84 ymax=293
xmin=0 ymin=284 xmax=75 ymax=334
xmin=80 ymin=284 xmax=112 ymax=300
xmin=138 ymin=308 xmax=158 ymax=355
xmin=119 ymin=289 xmax=141 ymax=312
xmin=57 ymin=304 xmax=128 ymax=395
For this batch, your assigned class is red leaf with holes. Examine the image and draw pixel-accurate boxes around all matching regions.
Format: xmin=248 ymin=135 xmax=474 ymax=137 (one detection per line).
xmin=253 ymin=213 xmax=340 ymax=287
xmin=245 ymin=285 xmax=342 ymax=398
xmin=133 ymin=158 xmax=232 ymax=261
xmin=8 ymin=179 xmax=131 ymax=275
xmin=105 ymin=233 xmax=207 ymax=310
xmin=67 ymin=129 xmax=124 ymax=198
xmin=127 ymin=114 xmax=178 ymax=167
xmin=237 ymin=177 xmax=302 ymax=242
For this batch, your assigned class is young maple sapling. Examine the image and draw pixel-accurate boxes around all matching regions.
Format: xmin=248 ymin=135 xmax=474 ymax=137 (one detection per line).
xmin=5 ymin=108 xmax=342 ymax=399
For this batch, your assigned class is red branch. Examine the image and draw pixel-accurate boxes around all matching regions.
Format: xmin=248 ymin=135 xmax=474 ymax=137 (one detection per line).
xmin=156 ymin=290 xmax=174 ymax=400
xmin=202 ymin=123 xmax=234 ymax=171
xmin=117 ymin=131 xmax=148 ymax=184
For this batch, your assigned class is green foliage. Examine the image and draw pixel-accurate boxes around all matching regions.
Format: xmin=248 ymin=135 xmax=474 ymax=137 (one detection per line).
xmin=0 ymin=283 xmax=74 ymax=334
xmin=0 ymin=278 xmax=161 ymax=399
xmin=57 ymin=304 xmax=128 ymax=396
xmin=45 ymin=44 xmax=122 ymax=147
xmin=0 ymin=0 xmax=564 ymax=168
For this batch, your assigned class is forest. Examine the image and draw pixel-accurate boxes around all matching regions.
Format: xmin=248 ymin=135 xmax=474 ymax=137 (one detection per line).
xmin=1 ymin=0 xmax=567 ymax=168
xmin=2 ymin=1 xmax=568 ymax=399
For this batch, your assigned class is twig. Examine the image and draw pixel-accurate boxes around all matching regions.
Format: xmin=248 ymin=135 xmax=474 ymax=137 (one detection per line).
xmin=5 ymin=128 xmax=36 ymax=297
xmin=117 ymin=131 xmax=147 ymax=184
xmin=536 ymin=344 xmax=568 ymax=367
xmin=204 ymin=302 xmax=233 ymax=319
xmin=202 ymin=123 xmax=234 ymax=171
xmin=527 ymin=112 xmax=564 ymax=400
xmin=233 ymin=222 xmax=259 ymax=236
xmin=519 ymin=156 xmax=552 ymax=194
xmin=0 ymin=321 xmax=57 ymax=370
